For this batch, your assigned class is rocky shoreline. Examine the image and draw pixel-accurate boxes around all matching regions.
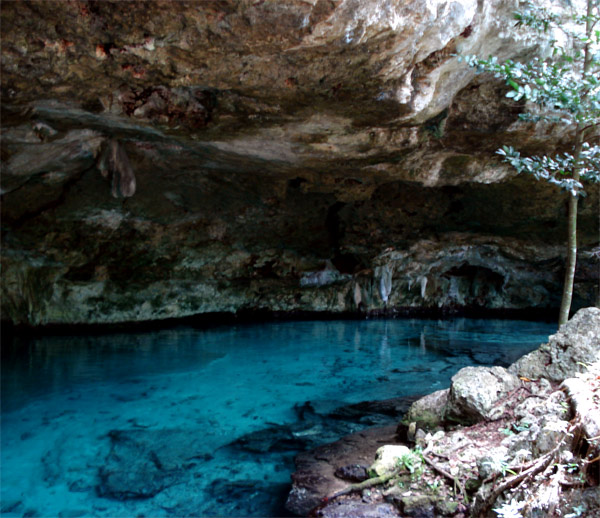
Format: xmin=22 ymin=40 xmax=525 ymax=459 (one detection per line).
xmin=286 ymin=307 xmax=600 ymax=517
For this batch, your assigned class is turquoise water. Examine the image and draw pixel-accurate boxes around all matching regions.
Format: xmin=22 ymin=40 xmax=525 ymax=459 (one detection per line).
xmin=1 ymin=318 xmax=554 ymax=517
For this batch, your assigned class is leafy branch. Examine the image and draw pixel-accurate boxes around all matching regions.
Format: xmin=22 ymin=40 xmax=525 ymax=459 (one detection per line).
xmin=458 ymin=0 xmax=600 ymax=325
xmin=497 ymin=143 xmax=600 ymax=196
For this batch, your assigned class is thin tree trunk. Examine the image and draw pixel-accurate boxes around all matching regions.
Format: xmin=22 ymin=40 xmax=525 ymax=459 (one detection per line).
xmin=559 ymin=124 xmax=584 ymax=327
xmin=559 ymin=192 xmax=578 ymax=327
xmin=558 ymin=0 xmax=593 ymax=327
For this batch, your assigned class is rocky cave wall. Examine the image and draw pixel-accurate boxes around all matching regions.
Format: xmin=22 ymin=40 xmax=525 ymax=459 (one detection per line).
xmin=1 ymin=0 xmax=598 ymax=325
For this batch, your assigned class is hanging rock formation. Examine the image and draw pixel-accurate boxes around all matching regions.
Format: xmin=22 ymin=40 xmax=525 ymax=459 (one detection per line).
xmin=1 ymin=0 xmax=598 ymax=325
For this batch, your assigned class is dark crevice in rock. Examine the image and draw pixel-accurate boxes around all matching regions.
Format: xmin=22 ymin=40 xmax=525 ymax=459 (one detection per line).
xmin=325 ymin=200 xmax=347 ymax=258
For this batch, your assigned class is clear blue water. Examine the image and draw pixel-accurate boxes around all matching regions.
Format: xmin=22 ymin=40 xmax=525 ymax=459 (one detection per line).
xmin=1 ymin=318 xmax=554 ymax=517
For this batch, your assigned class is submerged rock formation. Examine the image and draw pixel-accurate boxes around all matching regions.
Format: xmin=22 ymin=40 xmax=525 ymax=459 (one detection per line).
xmin=287 ymin=307 xmax=600 ymax=517
xmin=1 ymin=0 xmax=598 ymax=325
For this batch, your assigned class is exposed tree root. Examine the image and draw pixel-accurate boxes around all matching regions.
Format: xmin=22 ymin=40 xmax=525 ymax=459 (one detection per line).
xmin=422 ymin=454 xmax=467 ymax=501
xmin=328 ymin=467 xmax=405 ymax=500
xmin=471 ymin=421 xmax=580 ymax=517
xmin=471 ymin=450 xmax=557 ymax=516
xmin=325 ymin=453 xmax=468 ymax=505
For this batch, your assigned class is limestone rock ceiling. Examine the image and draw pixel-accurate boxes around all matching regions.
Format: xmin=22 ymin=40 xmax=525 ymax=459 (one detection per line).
xmin=1 ymin=0 xmax=598 ymax=325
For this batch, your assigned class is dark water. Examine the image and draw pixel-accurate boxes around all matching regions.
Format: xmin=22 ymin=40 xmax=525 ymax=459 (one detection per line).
xmin=1 ymin=318 xmax=554 ymax=517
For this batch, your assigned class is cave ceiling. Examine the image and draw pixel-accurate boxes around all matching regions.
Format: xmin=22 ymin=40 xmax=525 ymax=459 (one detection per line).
xmin=1 ymin=0 xmax=598 ymax=325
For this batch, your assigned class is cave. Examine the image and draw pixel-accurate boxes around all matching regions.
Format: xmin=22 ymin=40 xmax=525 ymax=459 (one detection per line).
xmin=1 ymin=1 xmax=598 ymax=326
xmin=1 ymin=2 xmax=600 ymax=517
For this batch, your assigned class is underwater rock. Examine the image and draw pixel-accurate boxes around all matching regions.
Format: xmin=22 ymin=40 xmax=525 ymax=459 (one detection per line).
xmin=328 ymin=397 xmax=417 ymax=421
xmin=230 ymin=424 xmax=305 ymax=454
xmin=231 ymin=398 xmax=409 ymax=457
xmin=57 ymin=510 xmax=88 ymax=518
xmin=203 ymin=479 xmax=291 ymax=518
xmin=0 ymin=500 xmax=22 ymax=514
xmin=97 ymin=429 xmax=208 ymax=500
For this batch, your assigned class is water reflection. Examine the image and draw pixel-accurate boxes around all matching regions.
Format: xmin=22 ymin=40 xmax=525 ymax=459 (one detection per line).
xmin=2 ymin=328 xmax=226 ymax=412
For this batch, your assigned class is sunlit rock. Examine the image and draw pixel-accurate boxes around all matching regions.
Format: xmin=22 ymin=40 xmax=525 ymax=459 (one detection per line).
xmin=445 ymin=366 xmax=520 ymax=424
xmin=369 ymin=444 xmax=413 ymax=477
xmin=510 ymin=307 xmax=600 ymax=382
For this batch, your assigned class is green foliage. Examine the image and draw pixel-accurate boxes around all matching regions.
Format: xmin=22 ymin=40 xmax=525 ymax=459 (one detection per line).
xmin=396 ymin=446 xmax=425 ymax=478
xmin=566 ymin=461 xmax=579 ymax=473
xmin=565 ymin=504 xmax=587 ymax=517
xmin=426 ymin=479 xmax=441 ymax=494
xmin=459 ymin=0 xmax=600 ymax=196
xmin=483 ymin=456 xmax=517 ymax=477
xmin=459 ymin=0 xmax=600 ymax=325
xmin=497 ymin=143 xmax=599 ymax=196
xmin=562 ymin=460 xmax=586 ymax=483
xmin=500 ymin=421 xmax=531 ymax=436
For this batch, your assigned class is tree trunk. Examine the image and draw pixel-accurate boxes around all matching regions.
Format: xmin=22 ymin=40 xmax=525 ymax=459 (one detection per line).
xmin=557 ymin=0 xmax=593 ymax=328
xmin=558 ymin=193 xmax=578 ymax=327
xmin=558 ymin=126 xmax=584 ymax=327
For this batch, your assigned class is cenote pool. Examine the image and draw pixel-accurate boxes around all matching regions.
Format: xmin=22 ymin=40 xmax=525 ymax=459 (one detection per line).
xmin=1 ymin=318 xmax=555 ymax=517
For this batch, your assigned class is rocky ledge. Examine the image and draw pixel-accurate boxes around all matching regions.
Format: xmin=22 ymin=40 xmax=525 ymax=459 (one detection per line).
xmin=286 ymin=307 xmax=600 ymax=517
xmin=1 ymin=0 xmax=599 ymax=325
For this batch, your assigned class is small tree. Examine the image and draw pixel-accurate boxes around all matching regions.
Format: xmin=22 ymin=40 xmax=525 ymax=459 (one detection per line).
xmin=462 ymin=0 xmax=600 ymax=326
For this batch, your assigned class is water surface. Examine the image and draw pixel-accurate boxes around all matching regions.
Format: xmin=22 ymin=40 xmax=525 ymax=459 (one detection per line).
xmin=1 ymin=318 xmax=554 ymax=517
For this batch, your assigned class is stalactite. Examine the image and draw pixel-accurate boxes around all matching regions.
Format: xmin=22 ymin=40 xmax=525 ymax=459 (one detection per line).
xmin=98 ymin=139 xmax=136 ymax=198
xmin=353 ymin=282 xmax=362 ymax=309
xmin=420 ymin=276 xmax=428 ymax=299
xmin=375 ymin=264 xmax=393 ymax=305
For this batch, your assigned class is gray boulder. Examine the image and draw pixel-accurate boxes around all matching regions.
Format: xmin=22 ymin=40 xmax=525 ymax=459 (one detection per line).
xmin=445 ymin=366 xmax=520 ymax=424
xmin=404 ymin=389 xmax=449 ymax=430
xmin=510 ymin=307 xmax=600 ymax=382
